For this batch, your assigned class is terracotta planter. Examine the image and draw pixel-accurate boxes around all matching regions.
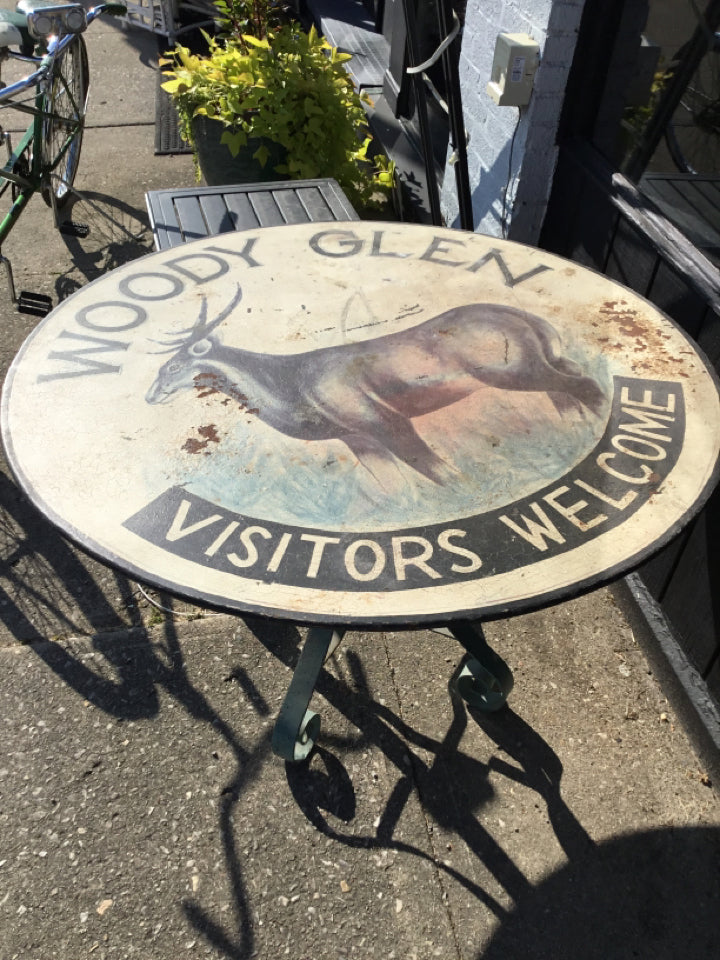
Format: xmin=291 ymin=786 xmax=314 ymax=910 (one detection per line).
xmin=191 ymin=115 xmax=287 ymax=185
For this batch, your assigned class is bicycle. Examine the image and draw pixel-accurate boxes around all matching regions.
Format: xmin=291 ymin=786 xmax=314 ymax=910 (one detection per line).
xmin=0 ymin=1 xmax=126 ymax=310
xmin=664 ymin=29 xmax=720 ymax=175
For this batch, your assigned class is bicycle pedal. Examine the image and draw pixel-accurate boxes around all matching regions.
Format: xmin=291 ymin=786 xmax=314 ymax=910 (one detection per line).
xmin=18 ymin=291 xmax=53 ymax=317
xmin=59 ymin=220 xmax=89 ymax=238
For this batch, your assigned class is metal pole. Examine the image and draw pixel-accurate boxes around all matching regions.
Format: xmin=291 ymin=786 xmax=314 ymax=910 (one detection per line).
xmin=435 ymin=0 xmax=474 ymax=230
xmin=400 ymin=0 xmax=443 ymax=224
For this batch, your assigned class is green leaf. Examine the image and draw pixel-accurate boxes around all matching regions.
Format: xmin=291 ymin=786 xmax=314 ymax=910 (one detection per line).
xmin=242 ymin=34 xmax=270 ymax=48
xmin=254 ymin=142 xmax=270 ymax=166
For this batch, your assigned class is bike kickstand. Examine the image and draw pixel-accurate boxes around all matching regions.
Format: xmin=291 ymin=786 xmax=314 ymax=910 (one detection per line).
xmin=49 ymin=178 xmax=89 ymax=237
xmin=0 ymin=251 xmax=17 ymax=304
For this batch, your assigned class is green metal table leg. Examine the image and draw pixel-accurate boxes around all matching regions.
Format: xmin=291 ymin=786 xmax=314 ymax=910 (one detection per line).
xmin=271 ymin=626 xmax=345 ymax=762
xmin=448 ymin=621 xmax=514 ymax=711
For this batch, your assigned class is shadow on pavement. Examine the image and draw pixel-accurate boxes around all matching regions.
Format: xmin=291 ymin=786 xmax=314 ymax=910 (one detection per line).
xmin=54 ymin=188 xmax=153 ymax=299
xmin=0 ymin=471 xmax=137 ymax=642
xmin=479 ymin=824 xmax=720 ymax=960
xmin=2 ymin=489 xmax=716 ymax=958
xmin=279 ymin=645 xmax=590 ymax=915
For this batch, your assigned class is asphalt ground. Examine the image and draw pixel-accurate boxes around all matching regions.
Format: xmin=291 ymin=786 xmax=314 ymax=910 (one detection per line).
xmin=0 ymin=11 xmax=718 ymax=960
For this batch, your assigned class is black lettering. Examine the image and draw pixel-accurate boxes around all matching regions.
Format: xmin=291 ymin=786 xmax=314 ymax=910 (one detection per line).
xmin=37 ymin=330 xmax=130 ymax=382
xmin=119 ymin=273 xmax=184 ymax=301
xmin=166 ymin=252 xmax=230 ymax=284
xmin=76 ymin=300 xmax=148 ymax=332
xmin=309 ymin=229 xmax=364 ymax=258
xmin=466 ymin=248 xmax=552 ymax=286
xmin=370 ymin=230 xmax=410 ymax=258
xmin=207 ymin=238 xmax=261 ymax=268
xmin=419 ymin=235 xmax=467 ymax=267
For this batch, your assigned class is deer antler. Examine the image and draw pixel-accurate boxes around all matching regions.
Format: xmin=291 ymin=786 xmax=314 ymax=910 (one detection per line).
xmin=204 ymin=284 xmax=243 ymax=334
xmin=147 ymin=286 xmax=242 ymax=352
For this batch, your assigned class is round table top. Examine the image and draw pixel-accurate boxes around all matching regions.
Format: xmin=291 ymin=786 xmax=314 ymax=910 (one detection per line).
xmin=3 ymin=222 xmax=719 ymax=626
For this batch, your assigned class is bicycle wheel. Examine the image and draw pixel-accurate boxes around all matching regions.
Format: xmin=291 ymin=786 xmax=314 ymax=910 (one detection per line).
xmin=665 ymin=36 xmax=720 ymax=175
xmin=40 ymin=33 xmax=89 ymax=208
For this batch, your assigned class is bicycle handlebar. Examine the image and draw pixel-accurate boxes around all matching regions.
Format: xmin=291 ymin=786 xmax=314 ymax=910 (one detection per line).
xmin=87 ymin=4 xmax=129 ymax=25
xmin=96 ymin=4 xmax=129 ymax=15
xmin=0 ymin=3 xmax=126 ymax=105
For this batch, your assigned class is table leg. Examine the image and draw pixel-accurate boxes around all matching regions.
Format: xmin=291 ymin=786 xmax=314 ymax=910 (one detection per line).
xmin=446 ymin=621 xmax=514 ymax=711
xmin=271 ymin=626 xmax=345 ymax=762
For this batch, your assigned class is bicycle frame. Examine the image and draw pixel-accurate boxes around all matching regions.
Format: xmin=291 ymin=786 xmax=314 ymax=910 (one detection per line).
xmin=0 ymin=3 xmax=125 ymax=303
xmin=0 ymin=34 xmax=78 ymax=236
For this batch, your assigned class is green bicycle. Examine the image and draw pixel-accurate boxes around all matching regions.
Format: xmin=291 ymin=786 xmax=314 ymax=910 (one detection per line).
xmin=0 ymin=1 xmax=125 ymax=310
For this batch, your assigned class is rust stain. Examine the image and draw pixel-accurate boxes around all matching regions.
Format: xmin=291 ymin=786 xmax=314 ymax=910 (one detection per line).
xmin=599 ymin=300 xmax=647 ymax=338
xmin=194 ymin=372 xmax=253 ymax=410
xmin=595 ymin=298 xmax=696 ymax=379
xmin=182 ymin=424 xmax=220 ymax=454
xmin=194 ymin=373 xmax=221 ymax=398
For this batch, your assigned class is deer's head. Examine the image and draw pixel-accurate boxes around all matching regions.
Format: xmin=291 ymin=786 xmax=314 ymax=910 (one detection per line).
xmin=145 ymin=285 xmax=242 ymax=404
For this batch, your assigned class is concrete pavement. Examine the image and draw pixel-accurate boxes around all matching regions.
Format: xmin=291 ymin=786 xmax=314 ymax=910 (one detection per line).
xmin=0 ymin=11 xmax=718 ymax=960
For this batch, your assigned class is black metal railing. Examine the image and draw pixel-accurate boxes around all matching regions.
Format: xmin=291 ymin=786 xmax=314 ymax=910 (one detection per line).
xmin=541 ymin=139 xmax=720 ymax=705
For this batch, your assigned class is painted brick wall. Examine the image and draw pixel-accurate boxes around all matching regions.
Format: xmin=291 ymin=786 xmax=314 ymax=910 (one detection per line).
xmin=441 ymin=0 xmax=585 ymax=243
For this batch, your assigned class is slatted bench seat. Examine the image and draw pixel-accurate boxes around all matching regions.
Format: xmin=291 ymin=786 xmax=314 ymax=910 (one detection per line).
xmin=145 ymin=178 xmax=359 ymax=251
xmin=639 ymin=173 xmax=720 ymax=266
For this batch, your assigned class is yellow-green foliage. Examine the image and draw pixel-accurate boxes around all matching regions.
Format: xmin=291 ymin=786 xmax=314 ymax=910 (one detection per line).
xmin=160 ymin=25 xmax=393 ymax=209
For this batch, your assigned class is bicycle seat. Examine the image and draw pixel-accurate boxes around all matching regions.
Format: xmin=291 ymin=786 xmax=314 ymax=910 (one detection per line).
xmin=0 ymin=12 xmax=31 ymax=53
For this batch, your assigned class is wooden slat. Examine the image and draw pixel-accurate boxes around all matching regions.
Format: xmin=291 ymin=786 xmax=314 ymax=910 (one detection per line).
xmin=553 ymin=142 xmax=720 ymax=315
xmin=294 ymin=185 xmax=334 ymax=221
xmin=198 ymin=193 xmax=236 ymax=237
xmin=640 ymin=177 xmax=720 ymax=257
xmin=695 ymin=302 xmax=720 ymax=369
xmin=173 ymin=195 xmax=210 ymax=242
xmin=690 ymin=178 xmax=720 ymax=221
xmin=543 ymin=146 xmax=619 ymax=268
xmin=707 ymin=657 xmax=720 ymax=701
xmin=273 ymin=188 xmax=311 ymax=224
xmin=146 ymin=179 xmax=358 ymax=250
xmin=306 ymin=0 xmax=389 ymax=90
xmin=248 ymin=190 xmax=285 ymax=227
xmin=603 ymin=217 xmax=660 ymax=296
xmin=146 ymin=190 xmax=183 ymax=249
xmin=654 ymin=485 xmax=720 ymax=675
xmin=223 ymin=191 xmax=262 ymax=231
xmin=294 ymin=185 xmax=336 ymax=222
xmin=647 ymin=259 xmax=707 ymax=339
xmin=308 ymin=181 xmax=360 ymax=221
xmin=679 ymin=180 xmax=720 ymax=236
xmin=635 ymin=521 xmax=695 ymax=600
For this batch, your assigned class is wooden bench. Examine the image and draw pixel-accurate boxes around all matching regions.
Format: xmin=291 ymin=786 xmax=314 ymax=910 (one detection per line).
xmin=145 ymin=179 xmax=359 ymax=251
xmin=639 ymin=173 xmax=720 ymax=266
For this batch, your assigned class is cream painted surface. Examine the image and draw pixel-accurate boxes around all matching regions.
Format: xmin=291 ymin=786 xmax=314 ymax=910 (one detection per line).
xmin=3 ymin=223 xmax=718 ymax=623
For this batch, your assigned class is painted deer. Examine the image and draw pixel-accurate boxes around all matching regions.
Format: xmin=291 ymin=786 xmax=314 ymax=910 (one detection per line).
xmin=146 ymin=285 xmax=606 ymax=485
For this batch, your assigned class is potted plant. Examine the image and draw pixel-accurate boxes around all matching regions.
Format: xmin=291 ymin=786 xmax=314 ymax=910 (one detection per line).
xmin=160 ymin=6 xmax=394 ymax=212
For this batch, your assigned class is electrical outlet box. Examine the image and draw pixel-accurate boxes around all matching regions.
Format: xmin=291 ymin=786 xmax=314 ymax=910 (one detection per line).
xmin=487 ymin=33 xmax=540 ymax=107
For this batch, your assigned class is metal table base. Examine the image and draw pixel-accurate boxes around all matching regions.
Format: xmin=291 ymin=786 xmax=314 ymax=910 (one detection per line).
xmin=270 ymin=623 xmax=514 ymax=762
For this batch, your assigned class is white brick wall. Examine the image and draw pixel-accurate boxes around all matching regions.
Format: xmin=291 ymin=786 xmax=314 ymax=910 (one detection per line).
xmin=441 ymin=0 xmax=585 ymax=243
